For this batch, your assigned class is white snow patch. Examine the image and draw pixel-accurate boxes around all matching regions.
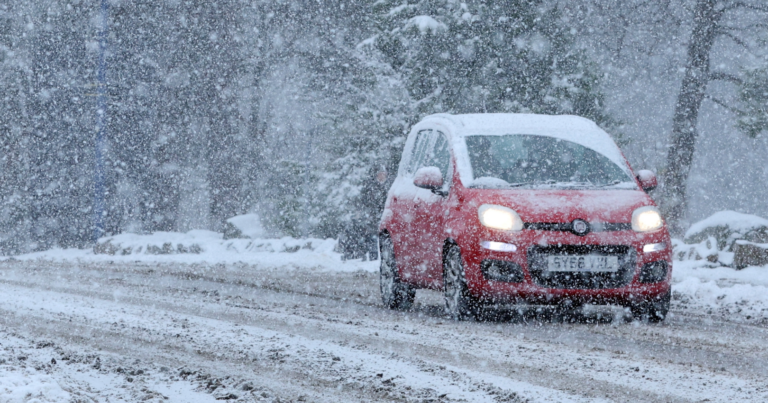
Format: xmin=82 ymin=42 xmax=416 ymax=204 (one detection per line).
xmin=0 ymin=330 xmax=228 ymax=402
xmin=672 ymin=242 xmax=768 ymax=320
xmin=471 ymin=176 xmax=511 ymax=188
xmin=673 ymin=258 xmax=768 ymax=288
xmin=0 ymin=283 xmax=595 ymax=403
xmin=7 ymin=232 xmax=377 ymax=273
xmin=151 ymin=381 xmax=220 ymax=402
xmin=444 ymin=364 xmax=613 ymax=403
xmin=405 ymin=16 xmax=447 ymax=34
xmin=226 ymin=213 xmax=264 ymax=238
xmin=387 ymin=3 xmax=415 ymax=16
xmin=0 ymin=366 xmax=71 ymax=403
xmin=685 ymin=210 xmax=768 ymax=240
xmin=675 ymin=273 xmax=768 ymax=308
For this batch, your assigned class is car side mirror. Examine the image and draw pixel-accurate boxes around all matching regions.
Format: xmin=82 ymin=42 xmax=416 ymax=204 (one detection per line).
xmin=413 ymin=166 xmax=446 ymax=195
xmin=636 ymin=169 xmax=657 ymax=192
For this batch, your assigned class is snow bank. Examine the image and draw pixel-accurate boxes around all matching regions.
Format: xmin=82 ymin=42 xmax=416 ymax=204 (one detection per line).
xmin=0 ymin=366 xmax=71 ymax=403
xmin=672 ymin=241 xmax=768 ymax=321
xmin=93 ymin=230 xmax=339 ymax=256
xmin=225 ymin=213 xmax=264 ymax=239
xmin=9 ymin=231 xmax=377 ymax=273
xmin=686 ymin=210 xmax=768 ymax=238
xmin=678 ymin=210 xmax=768 ymax=271
xmin=672 ymin=237 xmax=724 ymax=265
xmin=684 ymin=210 xmax=768 ymax=250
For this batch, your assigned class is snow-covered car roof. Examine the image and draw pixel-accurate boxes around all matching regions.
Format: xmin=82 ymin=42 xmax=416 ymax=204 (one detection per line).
xmin=407 ymin=113 xmax=631 ymax=184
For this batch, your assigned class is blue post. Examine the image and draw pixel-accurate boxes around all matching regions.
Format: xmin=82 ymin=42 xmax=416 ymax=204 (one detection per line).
xmin=93 ymin=0 xmax=109 ymax=243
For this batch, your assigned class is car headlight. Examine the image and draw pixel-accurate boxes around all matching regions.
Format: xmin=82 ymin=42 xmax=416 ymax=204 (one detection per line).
xmin=632 ymin=206 xmax=664 ymax=232
xmin=478 ymin=204 xmax=523 ymax=231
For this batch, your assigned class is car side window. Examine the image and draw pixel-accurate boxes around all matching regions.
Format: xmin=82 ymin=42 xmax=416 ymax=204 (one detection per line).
xmin=419 ymin=132 xmax=450 ymax=182
xmin=407 ymin=130 xmax=432 ymax=176
xmin=431 ymin=132 xmax=451 ymax=185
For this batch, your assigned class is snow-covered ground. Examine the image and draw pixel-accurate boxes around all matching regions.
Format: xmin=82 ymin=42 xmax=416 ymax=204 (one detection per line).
xmin=674 ymin=259 xmax=768 ymax=322
xmin=13 ymin=230 xmax=377 ymax=273
xmin=1 ymin=231 xmax=767 ymax=402
xmin=12 ymin=231 xmax=768 ymax=325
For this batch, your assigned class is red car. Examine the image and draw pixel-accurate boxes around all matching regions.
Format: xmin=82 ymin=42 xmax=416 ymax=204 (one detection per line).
xmin=378 ymin=113 xmax=671 ymax=322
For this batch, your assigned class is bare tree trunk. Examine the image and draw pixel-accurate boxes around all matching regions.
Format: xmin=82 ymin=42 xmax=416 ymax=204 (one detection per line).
xmin=663 ymin=0 xmax=721 ymax=235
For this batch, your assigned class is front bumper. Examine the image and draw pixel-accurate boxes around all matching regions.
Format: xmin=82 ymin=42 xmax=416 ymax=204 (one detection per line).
xmin=458 ymin=227 xmax=672 ymax=305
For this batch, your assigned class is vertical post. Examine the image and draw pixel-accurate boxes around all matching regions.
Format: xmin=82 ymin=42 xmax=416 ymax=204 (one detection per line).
xmin=93 ymin=0 xmax=109 ymax=242
xmin=302 ymin=129 xmax=313 ymax=239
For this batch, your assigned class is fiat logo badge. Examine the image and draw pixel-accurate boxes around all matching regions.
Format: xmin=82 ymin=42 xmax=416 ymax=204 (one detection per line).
xmin=571 ymin=219 xmax=590 ymax=236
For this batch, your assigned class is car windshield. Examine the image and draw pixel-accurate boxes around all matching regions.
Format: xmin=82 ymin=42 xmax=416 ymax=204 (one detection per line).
xmin=465 ymin=134 xmax=636 ymax=189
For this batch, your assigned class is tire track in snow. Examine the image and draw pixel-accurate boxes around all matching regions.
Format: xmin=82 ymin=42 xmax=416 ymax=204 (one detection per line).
xmin=2 ymin=261 xmax=768 ymax=402
xmin=0 ymin=280 xmax=525 ymax=402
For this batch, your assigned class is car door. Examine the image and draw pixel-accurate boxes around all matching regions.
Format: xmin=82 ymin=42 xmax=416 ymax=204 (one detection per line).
xmin=390 ymin=129 xmax=433 ymax=282
xmin=409 ymin=131 xmax=452 ymax=287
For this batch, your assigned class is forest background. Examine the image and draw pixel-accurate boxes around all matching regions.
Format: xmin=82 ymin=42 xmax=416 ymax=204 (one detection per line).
xmin=1 ymin=0 xmax=767 ymax=253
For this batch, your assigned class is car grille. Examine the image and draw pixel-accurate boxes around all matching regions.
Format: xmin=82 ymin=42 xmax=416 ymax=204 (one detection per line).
xmin=524 ymin=222 xmax=632 ymax=232
xmin=527 ymin=245 xmax=636 ymax=289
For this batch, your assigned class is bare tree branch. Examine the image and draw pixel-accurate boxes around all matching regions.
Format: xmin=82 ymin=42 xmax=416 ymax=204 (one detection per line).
xmin=718 ymin=22 xmax=768 ymax=31
xmin=709 ymin=71 xmax=743 ymax=84
xmin=705 ymin=94 xmax=744 ymax=115
xmin=718 ymin=30 xmax=751 ymax=49
xmin=720 ymin=1 xmax=768 ymax=13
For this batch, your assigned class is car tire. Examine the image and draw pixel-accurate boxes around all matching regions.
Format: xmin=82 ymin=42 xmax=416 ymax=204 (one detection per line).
xmin=631 ymin=290 xmax=671 ymax=323
xmin=379 ymin=234 xmax=414 ymax=310
xmin=443 ymin=244 xmax=478 ymax=320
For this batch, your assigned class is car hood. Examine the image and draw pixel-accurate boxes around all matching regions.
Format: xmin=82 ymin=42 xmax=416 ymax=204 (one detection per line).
xmin=462 ymin=188 xmax=654 ymax=224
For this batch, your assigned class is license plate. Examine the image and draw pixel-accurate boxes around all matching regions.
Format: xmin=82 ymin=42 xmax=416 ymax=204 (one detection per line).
xmin=546 ymin=255 xmax=619 ymax=273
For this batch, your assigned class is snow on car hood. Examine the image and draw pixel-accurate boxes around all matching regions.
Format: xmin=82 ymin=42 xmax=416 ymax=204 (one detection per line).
xmin=464 ymin=188 xmax=653 ymax=224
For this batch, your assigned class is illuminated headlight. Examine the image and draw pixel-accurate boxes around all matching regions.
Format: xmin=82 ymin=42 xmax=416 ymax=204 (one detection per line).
xmin=632 ymin=206 xmax=664 ymax=233
xmin=478 ymin=204 xmax=523 ymax=231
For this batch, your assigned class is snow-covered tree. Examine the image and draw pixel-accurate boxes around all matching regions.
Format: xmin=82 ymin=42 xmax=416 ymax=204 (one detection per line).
xmin=0 ymin=1 xmax=97 ymax=252
xmin=371 ymin=0 xmax=610 ymax=125
xmin=0 ymin=2 xmax=35 ymax=253
xmin=254 ymin=0 xmax=411 ymax=238
xmin=737 ymin=67 xmax=768 ymax=138
xmin=108 ymin=0 xmax=264 ymax=233
xmin=660 ymin=0 xmax=768 ymax=233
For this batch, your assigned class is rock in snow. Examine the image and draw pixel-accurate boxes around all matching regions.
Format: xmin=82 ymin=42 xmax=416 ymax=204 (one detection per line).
xmin=684 ymin=210 xmax=768 ymax=251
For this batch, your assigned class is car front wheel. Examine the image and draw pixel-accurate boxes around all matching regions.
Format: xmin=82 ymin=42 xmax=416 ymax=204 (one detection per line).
xmin=379 ymin=234 xmax=414 ymax=310
xmin=443 ymin=244 xmax=477 ymax=320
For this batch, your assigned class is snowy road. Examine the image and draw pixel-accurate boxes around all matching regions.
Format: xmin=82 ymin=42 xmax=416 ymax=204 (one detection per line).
xmin=1 ymin=259 xmax=767 ymax=402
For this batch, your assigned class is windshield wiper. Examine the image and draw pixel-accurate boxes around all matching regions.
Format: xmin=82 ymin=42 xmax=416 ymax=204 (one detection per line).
xmin=510 ymin=180 xmax=623 ymax=189
xmin=506 ymin=180 xmax=556 ymax=187
xmin=505 ymin=181 xmax=536 ymax=187
xmin=590 ymin=180 xmax=632 ymax=188
xmin=492 ymin=180 xmax=630 ymax=189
